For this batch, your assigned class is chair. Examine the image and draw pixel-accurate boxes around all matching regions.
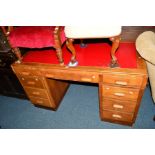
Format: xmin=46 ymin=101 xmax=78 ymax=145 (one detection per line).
xmin=64 ymin=26 xmax=122 ymax=67
xmin=136 ymin=31 xmax=155 ymax=103
xmin=1 ymin=26 xmax=66 ymax=65
xmin=136 ymin=31 xmax=155 ymax=121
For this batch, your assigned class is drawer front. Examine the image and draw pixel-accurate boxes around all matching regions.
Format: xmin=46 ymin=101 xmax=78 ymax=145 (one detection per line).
xmin=101 ymin=110 xmax=134 ymax=123
xmin=102 ymin=85 xmax=139 ymax=101
xmin=43 ymin=70 xmax=99 ymax=83
xmin=29 ymin=96 xmax=55 ymax=108
xmin=102 ymin=74 xmax=143 ymax=88
xmin=13 ymin=66 xmax=40 ymax=76
xmin=18 ymin=76 xmax=44 ymax=89
xmin=102 ymin=98 xmax=136 ymax=113
xmin=24 ymin=87 xmax=48 ymax=99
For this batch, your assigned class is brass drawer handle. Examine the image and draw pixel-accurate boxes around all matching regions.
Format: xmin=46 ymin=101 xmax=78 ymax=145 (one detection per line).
xmin=114 ymin=92 xmax=125 ymax=97
xmin=27 ymin=81 xmax=35 ymax=85
xmin=21 ymin=72 xmax=30 ymax=76
xmin=32 ymin=91 xmax=40 ymax=95
xmin=36 ymin=100 xmax=43 ymax=104
xmin=45 ymin=74 xmax=54 ymax=78
xmin=115 ymin=81 xmax=127 ymax=85
xmin=81 ymin=78 xmax=92 ymax=82
xmin=112 ymin=114 xmax=122 ymax=119
xmin=113 ymin=104 xmax=124 ymax=109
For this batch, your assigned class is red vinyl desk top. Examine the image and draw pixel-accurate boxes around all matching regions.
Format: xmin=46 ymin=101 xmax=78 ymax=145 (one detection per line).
xmin=22 ymin=42 xmax=137 ymax=68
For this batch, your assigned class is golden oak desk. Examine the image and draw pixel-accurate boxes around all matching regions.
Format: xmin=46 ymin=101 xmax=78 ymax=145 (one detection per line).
xmin=11 ymin=51 xmax=147 ymax=126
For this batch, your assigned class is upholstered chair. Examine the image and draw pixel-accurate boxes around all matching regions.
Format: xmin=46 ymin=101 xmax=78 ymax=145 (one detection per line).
xmin=1 ymin=26 xmax=66 ymax=65
xmin=136 ymin=31 xmax=155 ymax=103
xmin=64 ymin=26 xmax=122 ymax=67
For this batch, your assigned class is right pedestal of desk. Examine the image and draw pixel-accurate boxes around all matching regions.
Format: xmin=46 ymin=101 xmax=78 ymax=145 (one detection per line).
xmin=99 ymin=57 xmax=148 ymax=126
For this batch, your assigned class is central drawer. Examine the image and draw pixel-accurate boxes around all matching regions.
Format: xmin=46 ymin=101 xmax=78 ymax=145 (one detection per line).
xmin=102 ymin=85 xmax=139 ymax=101
xmin=42 ymin=69 xmax=99 ymax=83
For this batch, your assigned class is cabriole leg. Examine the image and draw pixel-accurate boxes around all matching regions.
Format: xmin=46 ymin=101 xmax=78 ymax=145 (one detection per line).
xmin=66 ymin=38 xmax=78 ymax=67
xmin=109 ymin=35 xmax=121 ymax=68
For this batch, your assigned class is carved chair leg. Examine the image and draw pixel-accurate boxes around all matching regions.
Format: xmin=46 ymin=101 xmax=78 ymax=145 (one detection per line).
xmin=109 ymin=36 xmax=121 ymax=68
xmin=54 ymin=27 xmax=64 ymax=66
xmin=12 ymin=47 xmax=22 ymax=63
xmin=55 ymin=48 xmax=64 ymax=66
xmin=66 ymin=38 xmax=78 ymax=66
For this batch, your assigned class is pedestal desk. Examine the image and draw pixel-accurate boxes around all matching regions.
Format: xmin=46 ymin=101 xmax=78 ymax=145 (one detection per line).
xmin=11 ymin=42 xmax=148 ymax=126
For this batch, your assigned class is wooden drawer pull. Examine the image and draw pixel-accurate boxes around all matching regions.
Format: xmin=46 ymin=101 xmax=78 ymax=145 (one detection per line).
xmin=113 ymin=104 xmax=123 ymax=109
xmin=45 ymin=74 xmax=54 ymax=78
xmin=27 ymin=81 xmax=35 ymax=85
xmin=32 ymin=91 xmax=40 ymax=95
xmin=114 ymin=92 xmax=125 ymax=97
xmin=112 ymin=114 xmax=122 ymax=119
xmin=115 ymin=81 xmax=127 ymax=85
xmin=81 ymin=78 xmax=92 ymax=82
xmin=36 ymin=100 xmax=43 ymax=104
xmin=21 ymin=72 xmax=30 ymax=76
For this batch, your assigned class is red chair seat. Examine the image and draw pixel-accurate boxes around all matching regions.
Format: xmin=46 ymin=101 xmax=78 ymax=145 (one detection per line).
xmin=8 ymin=26 xmax=66 ymax=48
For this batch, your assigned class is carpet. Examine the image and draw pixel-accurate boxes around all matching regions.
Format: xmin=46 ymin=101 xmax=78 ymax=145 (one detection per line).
xmin=0 ymin=82 xmax=154 ymax=129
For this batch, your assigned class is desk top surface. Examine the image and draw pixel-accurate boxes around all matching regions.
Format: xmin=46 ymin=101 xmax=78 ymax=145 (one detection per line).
xmin=12 ymin=42 xmax=147 ymax=76
xmin=22 ymin=42 xmax=136 ymax=68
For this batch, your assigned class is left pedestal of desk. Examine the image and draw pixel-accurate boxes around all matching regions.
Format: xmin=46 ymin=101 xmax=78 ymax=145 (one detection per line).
xmin=11 ymin=63 xmax=69 ymax=110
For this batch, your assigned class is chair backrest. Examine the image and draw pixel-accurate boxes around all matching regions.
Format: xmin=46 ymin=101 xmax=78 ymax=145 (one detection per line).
xmin=136 ymin=31 xmax=155 ymax=65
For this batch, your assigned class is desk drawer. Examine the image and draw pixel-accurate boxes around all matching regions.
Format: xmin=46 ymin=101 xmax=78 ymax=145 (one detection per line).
xmin=101 ymin=110 xmax=134 ymax=123
xmin=102 ymin=98 xmax=136 ymax=113
xmin=44 ymin=70 xmax=99 ymax=83
xmin=13 ymin=66 xmax=40 ymax=76
xmin=102 ymin=74 xmax=143 ymax=88
xmin=18 ymin=76 xmax=44 ymax=89
xmin=29 ymin=96 xmax=55 ymax=108
xmin=102 ymin=85 xmax=139 ymax=101
xmin=24 ymin=87 xmax=48 ymax=99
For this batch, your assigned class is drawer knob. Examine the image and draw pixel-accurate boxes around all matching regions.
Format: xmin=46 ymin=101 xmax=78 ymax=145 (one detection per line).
xmin=112 ymin=114 xmax=122 ymax=119
xmin=92 ymin=75 xmax=96 ymax=79
xmin=21 ymin=77 xmax=25 ymax=80
xmin=113 ymin=104 xmax=123 ymax=109
xmin=115 ymin=81 xmax=127 ymax=85
xmin=114 ymin=92 xmax=125 ymax=97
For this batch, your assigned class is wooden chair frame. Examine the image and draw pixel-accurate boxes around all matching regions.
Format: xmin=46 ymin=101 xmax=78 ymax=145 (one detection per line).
xmin=1 ymin=26 xmax=64 ymax=65
xmin=66 ymin=35 xmax=121 ymax=67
